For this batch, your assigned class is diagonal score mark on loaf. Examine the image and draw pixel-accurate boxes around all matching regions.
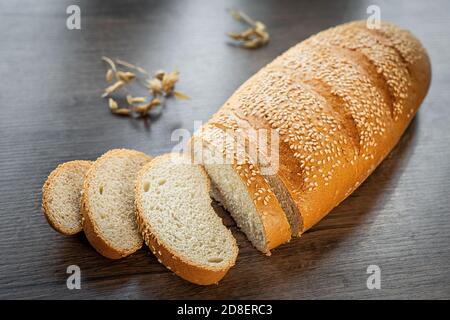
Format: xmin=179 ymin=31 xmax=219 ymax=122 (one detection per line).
xmin=309 ymin=21 xmax=413 ymax=121
xmin=369 ymin=30 xmax=411 ymax=74
xmin=371 ymin=21 xmax=427 ymax=66
xmin=321 ymin=45 xmax=397 ymax=119
xmin=281 ymin=39 xmax=396 ymax=162
xmin=297 ymin=77 xmax=361 ymax=155
xmin=362 ymin=22 xmax=428 ymax=120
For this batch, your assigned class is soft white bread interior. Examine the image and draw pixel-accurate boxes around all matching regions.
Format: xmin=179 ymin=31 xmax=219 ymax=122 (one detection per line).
xmin=42 ymin=160 xmax=92 ymax=235
xmin=190 ymin=125 xmax=291 ymax=254
xmin=81 ymin=149 xmax=151 ymax=259
xmin=135 ymin=153 xmax=238 ymax=285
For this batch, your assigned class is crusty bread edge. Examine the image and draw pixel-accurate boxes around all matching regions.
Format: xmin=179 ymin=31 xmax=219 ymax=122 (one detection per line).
xmin=134 ymin=153 xmax=239 ymax=285
xmin=42 ymin=160 xmax=92 ymax=236
xmin=190 ymin=126 xmax=292 ymax=255
xmin=81 ymin=149 xmax=151 ymax=260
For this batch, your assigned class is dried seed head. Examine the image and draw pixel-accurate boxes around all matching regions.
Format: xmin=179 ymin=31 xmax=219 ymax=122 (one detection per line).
xmin=154 ymin=70 xmax=165 ymax=81
xmin=150 ymin=97 xmax=161 ymax=107
xmin=227 ymin=32 xmax=244 ymax=40
xmin=106 ymin=69 xmax=114 ymax=82
xmin=126 ymin=94 xmax=133 ymax=105
xmin=162 ymin=71 xmax=179 ymax=95
xmin=102 ymin=80 xmax=125 ymax=97
xmin=227 ymin=28 xmax=256 ymax=41
xmin=111 ymin=108 xmax=131 ymax=116
xmin=116 ymin=71 xmax=136 ymax=82
xmin=133 ymin=104 xmax=149 ymax=114
xmin=126 ymin=95 xmax=146 ymax=105
xmin=108 ymin=98 xmax=118 ymax=110
xmin=241 ymin=35 xmax=268 ymax=49
xmin=146 ymin=78 xmax=162 ymax=96
xmin=254 ymin=21 xmax=266 ymax=32
xmin=254 ymin=28 xmax=269 ymax=42
xmin=133 ymin=98 xmax=161 ymax=116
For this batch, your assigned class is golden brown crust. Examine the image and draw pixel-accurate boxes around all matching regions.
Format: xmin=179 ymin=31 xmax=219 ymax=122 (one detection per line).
xmin=205 ymin=21 xmax=431 ymax=234
xmin=42 ymin=160 xmax=92 ymax=236
xmin=135 ymin=154 xmax=238 ymax=285
xmin=81 ymin=149 xmax=151 ymax=259
xmin=206 ymin=108 xmax=307 ymax=236
xmin=191 ymin=125 xmax=291 ymax=254
xmin=235 ymin=160 xmax=291 ymax=254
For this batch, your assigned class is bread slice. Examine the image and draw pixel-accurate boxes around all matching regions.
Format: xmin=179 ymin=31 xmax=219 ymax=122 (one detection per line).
xmin=81 ymin=149 xmax=151 ymax=259
xmin=135 ymin=153 xmax=238 ymax=285
xmin=42 ymin=160 xmax=92 ymax=235
xmin=190 ymin=125 xmax=291 ymax=254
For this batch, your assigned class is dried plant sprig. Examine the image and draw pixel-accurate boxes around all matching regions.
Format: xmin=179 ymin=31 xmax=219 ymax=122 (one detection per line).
xmin=101 ymin=56 xmax=187 ymax=119
xmin=102 ymin=80 xmax=125 ymax=98
xmin=227 ymin=9 xmax=269 ymax=49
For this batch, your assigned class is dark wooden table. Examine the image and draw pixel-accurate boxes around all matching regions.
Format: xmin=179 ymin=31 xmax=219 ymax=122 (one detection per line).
xmin=0 ymin=0 xmax=449 ymax=300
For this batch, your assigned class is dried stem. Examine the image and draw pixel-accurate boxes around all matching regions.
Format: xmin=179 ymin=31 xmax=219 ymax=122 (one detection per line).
xmin=227 ymin=9 xmax=269 ymax=49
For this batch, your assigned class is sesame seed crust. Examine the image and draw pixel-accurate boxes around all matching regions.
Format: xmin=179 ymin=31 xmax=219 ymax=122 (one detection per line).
xmin=206 ymin=20 xmax=431 ymax=233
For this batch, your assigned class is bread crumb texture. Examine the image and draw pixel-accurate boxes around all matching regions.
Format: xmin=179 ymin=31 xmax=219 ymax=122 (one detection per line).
xmin=42 ymin=161 xmax=92 ymax=235
xmin=83 ymin=149 xmax=151 ymax=257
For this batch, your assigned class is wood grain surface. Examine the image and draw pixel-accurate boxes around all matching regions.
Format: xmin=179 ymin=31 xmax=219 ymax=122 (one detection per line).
xmin=0 ymin=0 xmax=449 ymax=299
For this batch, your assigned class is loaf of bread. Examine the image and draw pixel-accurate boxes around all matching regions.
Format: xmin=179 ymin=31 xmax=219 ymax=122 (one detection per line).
xmin=135 ymin=153 xmax=238 ymax=285
xmin=193 ymin=20 xmax=431 ymax=238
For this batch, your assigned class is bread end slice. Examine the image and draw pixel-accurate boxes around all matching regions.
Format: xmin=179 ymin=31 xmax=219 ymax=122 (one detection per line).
xmin=42 ymin=160 xmax=92 ymax=235
xmin=135 ymin=153 xmax=238 ymax=285
xmin=81 ymin=149 xmax=151 ymax=259
xmin=190 ymin=125 xmax=291 ymax=254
